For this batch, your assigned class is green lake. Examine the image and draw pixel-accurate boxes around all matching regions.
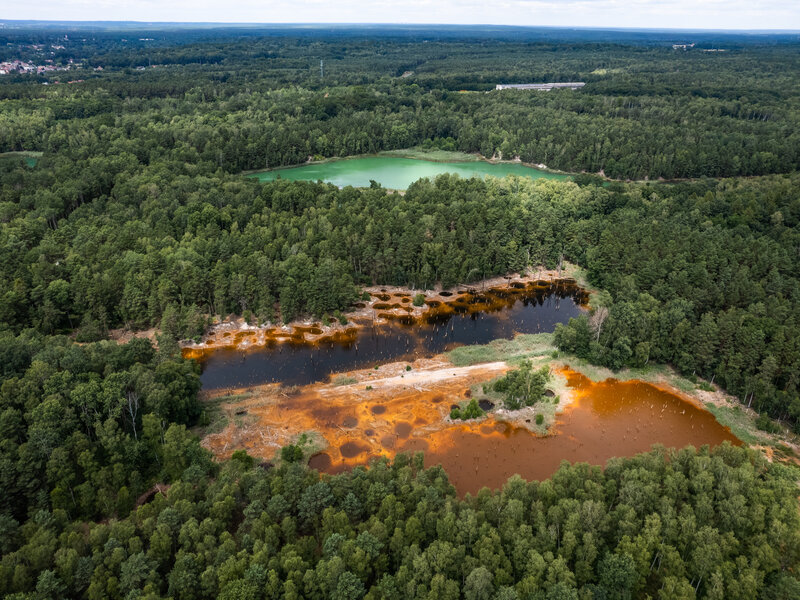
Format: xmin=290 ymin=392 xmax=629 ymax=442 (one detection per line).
xmin=0 ymin=152 xmax=41 ymax=167
xmin=248 ymin=157 xmax=569 ymax=189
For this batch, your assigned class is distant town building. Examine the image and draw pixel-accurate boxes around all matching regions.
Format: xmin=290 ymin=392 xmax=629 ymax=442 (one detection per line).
xmin=0 ymin=59 xmax=74 ymax=76
xmin=672 ymin=43 xmax=696 ymax=50
xmin=495 ymin=82 xmax=585 ymax=91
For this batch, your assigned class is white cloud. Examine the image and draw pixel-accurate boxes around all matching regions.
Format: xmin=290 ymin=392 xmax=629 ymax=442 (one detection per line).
xmin=3 ymin=0 xmax=799 ymax=30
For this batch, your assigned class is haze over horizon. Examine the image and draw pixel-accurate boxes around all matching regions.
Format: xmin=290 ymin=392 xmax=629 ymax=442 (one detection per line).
xmin=4 ymin=0 xmax=799 ymax=32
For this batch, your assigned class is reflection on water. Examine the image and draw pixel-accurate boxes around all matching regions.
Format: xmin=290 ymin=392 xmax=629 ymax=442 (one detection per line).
xmin=249 ymin=156 xmax=569 ymax=189
xmin=196 ymin=282 xmax=586 ymax=389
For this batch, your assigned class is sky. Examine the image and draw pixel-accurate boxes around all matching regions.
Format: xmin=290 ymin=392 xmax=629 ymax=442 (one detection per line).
xmin=3 ymin=0 xmax=799 ymax=31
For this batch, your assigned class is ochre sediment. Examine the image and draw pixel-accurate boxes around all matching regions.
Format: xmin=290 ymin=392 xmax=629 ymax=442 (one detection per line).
xmin=200 ymin=360 xmax=739 ymax=496
xmin=181 ymin=270 xmax=587 ymax=360
xmin=200 ymin=357 xmax=511 ymax=470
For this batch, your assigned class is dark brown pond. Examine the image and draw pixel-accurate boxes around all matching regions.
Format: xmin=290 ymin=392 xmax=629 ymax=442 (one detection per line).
xmin=196 ymin=281 xmax=587 ymax=389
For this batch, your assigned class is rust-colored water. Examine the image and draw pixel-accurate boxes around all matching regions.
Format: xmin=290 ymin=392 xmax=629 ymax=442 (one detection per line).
xmin=398 ymin=369 xmax=740 ymax=495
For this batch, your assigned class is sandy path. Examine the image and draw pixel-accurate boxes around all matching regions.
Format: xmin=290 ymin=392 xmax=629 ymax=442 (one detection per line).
xmin=320 ymin=361 xmax=508 ymax=394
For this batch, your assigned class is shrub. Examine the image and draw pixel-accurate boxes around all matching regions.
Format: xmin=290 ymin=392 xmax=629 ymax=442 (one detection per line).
xmin=535 ymin=414 xmax=544 ymax=425
xmin=461 ymin=399 xmax=484 ymax=419
xmin=494 ymin=360 xmax=550 ymax=410
xmin=281 ymin=444 xmax=304 ymax=463
xmin=450 ymin=399 xmax=485 ymax=420
xmin=231 ymin=449 xmax=255 ymax=468
xmin=413 ymin=293 xmax=426 ymax=307
xmin=756 ymin=413 xmax=781 ymax=434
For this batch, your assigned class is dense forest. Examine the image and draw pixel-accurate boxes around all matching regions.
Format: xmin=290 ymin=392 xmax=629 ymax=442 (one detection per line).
xmin=2 ymin=446 xmax=800 ymax=600
xmin=1 ymin=27 xmax=799 ymax=179
xmin=1 ymin=24 xmax=799 ymax=599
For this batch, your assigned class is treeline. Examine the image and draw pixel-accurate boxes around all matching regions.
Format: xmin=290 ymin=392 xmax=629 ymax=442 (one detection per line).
xmin=1 ymin=445 xmax=798 ymax=599
xmin=1 ymin=35 xmax=799 ymax=179
xmin=0 ymin=169 xmax=581 ymax=337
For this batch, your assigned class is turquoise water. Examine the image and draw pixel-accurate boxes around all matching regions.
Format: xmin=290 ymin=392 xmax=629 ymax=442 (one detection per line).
xmin=249 ymin=157 xmax=569 ymax=189
xmin=0 ymin=153 xmax=40 ymax=168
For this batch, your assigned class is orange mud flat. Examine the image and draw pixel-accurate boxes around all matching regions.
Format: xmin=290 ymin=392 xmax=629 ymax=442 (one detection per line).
xmin=201 ymin=358 xmax=510 ymax=467
xmin=202 ymin=362 xmax=739 ymax=496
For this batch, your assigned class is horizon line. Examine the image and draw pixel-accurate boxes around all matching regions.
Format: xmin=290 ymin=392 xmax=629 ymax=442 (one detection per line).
xmin=2 ymin=20 xmax=799 ymax=34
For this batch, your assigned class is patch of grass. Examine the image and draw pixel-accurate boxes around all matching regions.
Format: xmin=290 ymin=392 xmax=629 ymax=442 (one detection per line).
xmin=193 ymin=392 xmax=254 ymax=435
xmin=0 ymin=150 xmax=43 ymax=158
xmin=555 ymin=356 xmax=623 ymax=382
xmin=703 ymin=403 xmax=764 ymax=445
xmin=560 ymin=358 xmax=695 ymax=392
xmin=666 ymin=375 xmax=697 ymax=394
xmin=332 ymin=375 xmax=358 ymax=386
xmin=447 ymin=333 xmax=556 ymax=366
xmin=295 ymin=430 xmax=327 ymax=457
